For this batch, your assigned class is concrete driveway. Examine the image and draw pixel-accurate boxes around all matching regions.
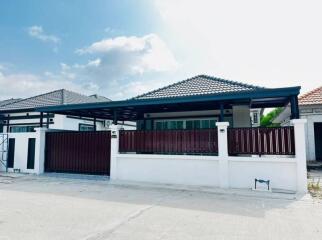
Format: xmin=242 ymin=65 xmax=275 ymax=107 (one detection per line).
xmin=0 ymin=174 xmax=321 ymax=240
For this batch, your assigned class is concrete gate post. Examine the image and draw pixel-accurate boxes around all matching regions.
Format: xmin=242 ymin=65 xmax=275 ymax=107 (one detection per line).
xmin=291 ymin=119 xmax=308 ymax=193
xmin=34 ymin=127 xmax=47 ymax=174
xmin=110 ymin=124 xmax=121 ymax=180
xmin=216 ymin=122 xmax=230 ymax=189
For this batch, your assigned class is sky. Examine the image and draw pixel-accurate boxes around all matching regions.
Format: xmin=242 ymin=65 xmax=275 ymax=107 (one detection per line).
xmin=0 ymin=0 xmax=321 ymax=100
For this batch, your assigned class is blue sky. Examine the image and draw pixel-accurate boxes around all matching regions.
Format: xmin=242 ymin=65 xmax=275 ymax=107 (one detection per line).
xmin=1 ymin=0 xmax=321 ymax=100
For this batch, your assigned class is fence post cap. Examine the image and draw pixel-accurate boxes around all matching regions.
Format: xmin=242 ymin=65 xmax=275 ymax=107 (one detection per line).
xmin=290 ymin=119 xmax=307 ymax=125
xmin=216 ymin=122 xmax=230 ymax=127
xmin=110 ymin=124 xmax=122 ymax=130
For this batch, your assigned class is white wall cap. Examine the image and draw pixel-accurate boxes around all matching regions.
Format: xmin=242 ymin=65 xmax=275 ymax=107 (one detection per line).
xmin=290 ymin=119 xmax=307 ymax=125
xmin=216 ymin=122 xmax=230 ymax=127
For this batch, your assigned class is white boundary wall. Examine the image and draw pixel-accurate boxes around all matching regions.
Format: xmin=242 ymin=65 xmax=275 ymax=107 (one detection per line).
xmin=0 ymin=128 xmax=46 ymax=174
xmin=114 ymin=154 xmax=297 ymax=191
xmin=111 ymin=120 xmax=308 ymax=193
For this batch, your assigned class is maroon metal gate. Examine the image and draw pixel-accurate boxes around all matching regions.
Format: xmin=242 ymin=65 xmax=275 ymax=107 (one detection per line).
xmin=45 ymin=131 xmax=111 ymax=175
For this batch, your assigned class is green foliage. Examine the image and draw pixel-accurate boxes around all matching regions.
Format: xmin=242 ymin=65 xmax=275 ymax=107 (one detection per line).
xmin=260 ymin=107 xmax=283 ymax=127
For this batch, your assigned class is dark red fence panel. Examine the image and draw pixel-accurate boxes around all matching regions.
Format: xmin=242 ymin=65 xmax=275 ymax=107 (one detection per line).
xmin=45 ymin=131 xmax=111 ymax=175
xmin=228 ymin=127 xmax=295 ymax=155
xmin=119 ymin=129 xmax=218 ymax=155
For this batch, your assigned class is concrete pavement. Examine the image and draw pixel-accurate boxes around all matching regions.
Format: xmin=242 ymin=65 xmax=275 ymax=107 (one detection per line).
xmin=0 ymin=174 xmax=321 ymax=240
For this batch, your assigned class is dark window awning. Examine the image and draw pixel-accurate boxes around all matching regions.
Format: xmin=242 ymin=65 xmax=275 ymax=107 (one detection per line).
xmin=37 ymin=87 xmax=301 ymax=121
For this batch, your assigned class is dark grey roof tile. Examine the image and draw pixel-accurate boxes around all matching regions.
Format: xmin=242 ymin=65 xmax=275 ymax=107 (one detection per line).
xmin=134 ymin=75 xmax=265 ymax=100
xmin=0 ymin=89 xmax=110 ymax=112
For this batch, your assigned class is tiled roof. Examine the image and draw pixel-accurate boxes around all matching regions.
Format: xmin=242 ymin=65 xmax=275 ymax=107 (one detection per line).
xmin=0 ymin=98 xmax=22 ymax=107
xmin=0 ymin=89 xmax=110 ymax=112
xmin=89 ymin=94 xmax=111 ymax=102
xmin=299 ymin=86 xmax=322 ymax=106
xmin=134 ymin=75 xmax=265 ymax=100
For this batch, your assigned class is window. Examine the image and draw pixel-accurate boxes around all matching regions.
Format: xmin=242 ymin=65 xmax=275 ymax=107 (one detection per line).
xmin=79 ymin=124 xmax=95 ymax=131
xmin=253 ymin=112 xmax=258 ymax=124
xmin=155 ymin=118 xmax=217 ymax=130
xmin=10 ymin=126 xmax=36 ymax=133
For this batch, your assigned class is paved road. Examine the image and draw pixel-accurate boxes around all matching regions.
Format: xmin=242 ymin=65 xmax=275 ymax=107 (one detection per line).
xmin=0 ymin=174 xmax=321 ymax=240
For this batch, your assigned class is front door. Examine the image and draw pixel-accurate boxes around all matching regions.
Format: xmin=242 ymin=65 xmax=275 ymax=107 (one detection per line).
xmin=314 ymin=123 xmax=322 ymax=161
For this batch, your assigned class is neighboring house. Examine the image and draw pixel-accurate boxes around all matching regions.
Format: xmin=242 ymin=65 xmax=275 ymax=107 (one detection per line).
xmin=133 ymin=75 xmax=264 ymax=130
xmin=0 ymin=98 xmax=21 ymax=132
xmin=274 ymin=86 xmax=322 ymax=161
xmin=0 ymin=89 xmax=111 ymax=133
xmin=0 ymin=89 xmax=135 ymax=173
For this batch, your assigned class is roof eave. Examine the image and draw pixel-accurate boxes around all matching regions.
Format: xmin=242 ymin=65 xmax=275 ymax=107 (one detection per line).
xmin=0 ymin=108 xmax=36 ymax=114
xmin=37 ymin=86 xmax=301 ymax=113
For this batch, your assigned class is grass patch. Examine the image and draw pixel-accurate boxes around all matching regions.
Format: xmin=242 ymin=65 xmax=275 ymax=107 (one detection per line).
xmin=308 ymin=178 xmax=322 ymax=199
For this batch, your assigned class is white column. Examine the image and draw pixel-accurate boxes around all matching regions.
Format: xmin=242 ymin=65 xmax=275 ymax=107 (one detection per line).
xmin=110 ymin=124 xmax=121 ymax=180
xmin=216 ymin=122 xmax=230 ymax=188
xmin=34 ymin=127 xmax=47 ymax=174
xmin=291 ymin=119 xmax=308 ymax=193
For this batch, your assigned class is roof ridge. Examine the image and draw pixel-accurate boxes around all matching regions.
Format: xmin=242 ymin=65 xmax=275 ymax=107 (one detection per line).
xmin=61 ymin=88 xmax=98 ymax=101
xmin=199 ymin=74 xmax=265 ymax=90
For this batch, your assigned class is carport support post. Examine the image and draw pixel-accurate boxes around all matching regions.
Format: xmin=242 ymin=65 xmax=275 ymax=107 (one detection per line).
xmin=216 ymin=122 xmax=230 ymax=189
xmin=291 ymin=119 xmax=308 ymax=193
xmin=110 ymin=124 xmax=121 ymax=180
xmin=34 ymin=127 xmax=47 ymax=174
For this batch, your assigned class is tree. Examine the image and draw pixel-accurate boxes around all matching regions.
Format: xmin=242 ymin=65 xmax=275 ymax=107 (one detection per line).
xmin=260 ymin=107 xmax=283 ymax=127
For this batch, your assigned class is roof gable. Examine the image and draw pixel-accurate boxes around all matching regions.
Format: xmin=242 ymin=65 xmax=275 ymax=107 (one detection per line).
xmin=0 ymin=89 xmax=109 ymax=112
xmin=299 ymin=86 xmax=322 ymax=106
xmin=134 ymin=75 xmax=265 ymax=100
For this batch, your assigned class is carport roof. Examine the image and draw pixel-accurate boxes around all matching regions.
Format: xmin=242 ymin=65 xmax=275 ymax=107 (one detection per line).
xmin=37 ymin=78 xmax=301 ymax=121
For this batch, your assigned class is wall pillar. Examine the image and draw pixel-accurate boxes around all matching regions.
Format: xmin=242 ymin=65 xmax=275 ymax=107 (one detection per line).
xmin=216 ymin=122 xmax=230 ymax=188
xmin=34 ymin=127 xmax=47 ymax=174
xmin=291 ymin=119 xmax=308 ymax=193
xmin=110 ymin=124 xmax=121 ymax=180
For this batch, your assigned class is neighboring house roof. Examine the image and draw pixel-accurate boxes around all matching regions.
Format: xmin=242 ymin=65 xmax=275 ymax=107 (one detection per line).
xmin=89 ymin=94 xmax=111 ymax=102
xmin=298 ymin=86 xmax=322 ymax=106
xmin=0 ymin=98 xmax=22 ymax=107
xmin=134 ymin=75 xmax=265 ymax=100
xmin=0 ymin=89 xmax=109 ymax=112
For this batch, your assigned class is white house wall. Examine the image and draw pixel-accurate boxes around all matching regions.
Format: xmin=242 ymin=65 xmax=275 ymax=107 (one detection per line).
xmin=232 ymin=105 xmax=251 ymax=127
xmin=300 ymin=107 xmax=322 ymax=161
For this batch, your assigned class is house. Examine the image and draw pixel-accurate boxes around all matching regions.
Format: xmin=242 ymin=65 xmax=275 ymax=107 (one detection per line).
xmin=33 ymin=75 xmax=308 ymax=193
xmin=273 ymin=86 xmax=322 ymax=161
xmin=131 ymin=75 xmax=266 ymax=130
xmin=0 ymin=89 xmax=135 ymax=173
xmin=0 ymin=89 xmax=111 ymax=133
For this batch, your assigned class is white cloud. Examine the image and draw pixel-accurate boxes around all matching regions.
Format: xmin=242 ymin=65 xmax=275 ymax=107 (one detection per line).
xmin=0 ymin=70 xmax=90 ymax=100
xmin=0 ymin=34 xmax=174 ymax=100
xmin=154 ymin=0 xmax=322 ymax=94
xmin=75 ymin=34 xmax=178 ymax=73
xmin=28 ymin=26 xmax=61 ymax=44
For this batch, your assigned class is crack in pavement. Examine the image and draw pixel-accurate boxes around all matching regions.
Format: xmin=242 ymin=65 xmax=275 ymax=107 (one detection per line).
xmin=82 ymin=193 xmax=176 ymax=240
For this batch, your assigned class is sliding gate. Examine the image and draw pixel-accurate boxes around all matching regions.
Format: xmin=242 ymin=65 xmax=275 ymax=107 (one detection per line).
xmin=45 ymin=131 xmax=111 ymax=175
